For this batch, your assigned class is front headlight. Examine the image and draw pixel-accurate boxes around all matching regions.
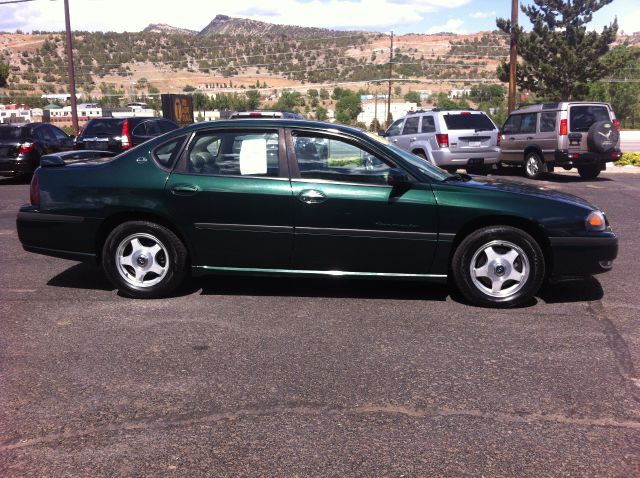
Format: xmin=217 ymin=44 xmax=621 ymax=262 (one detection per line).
xmin=585 ymin=211 xmax=607 ymax=232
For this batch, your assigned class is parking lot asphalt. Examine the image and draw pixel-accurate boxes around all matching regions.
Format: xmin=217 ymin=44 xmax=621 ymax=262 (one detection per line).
xmin=1 ymin=169 xmax=639 ymax=477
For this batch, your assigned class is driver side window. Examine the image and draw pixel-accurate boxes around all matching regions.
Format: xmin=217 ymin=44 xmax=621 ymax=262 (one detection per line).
xmin=293 ymin=133 xmax=391 ymax=185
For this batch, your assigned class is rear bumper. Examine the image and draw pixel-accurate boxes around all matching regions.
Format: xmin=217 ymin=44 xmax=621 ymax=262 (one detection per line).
xmin=549 ymin=233 xmax=618 ymax=278
xmin=0 ymin=157 xmax=35 ymax=177
xmin=432 ymin=148 xmax=500 ymax=167
xmin=554 ymin=149 xmax=622 ymax=167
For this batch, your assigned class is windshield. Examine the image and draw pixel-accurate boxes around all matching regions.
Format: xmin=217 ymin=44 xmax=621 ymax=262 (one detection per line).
xmin=386 ymin=143 xmax=451 ymax=181
xmin=569 ymin=105 xmax=610 ymax=132
xmin=443 ymin=113 xmax=496 ymax=131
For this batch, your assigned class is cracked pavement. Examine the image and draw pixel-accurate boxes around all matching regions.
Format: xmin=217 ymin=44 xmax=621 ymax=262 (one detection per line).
xmin=1 ymin=170 xmax=639 ymax=477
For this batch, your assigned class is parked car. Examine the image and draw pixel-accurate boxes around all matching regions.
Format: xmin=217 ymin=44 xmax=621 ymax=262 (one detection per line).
xmin=381 ymin=109 xmax=501 ymax=173
xmin=499 ymin=102 xmax=622 ymax=180
xmin=0 ymin=123 xmax=74 ymax=179
xmin=17 ymin=119 xmax=617 ymax=308
xmin=74 ymin=117 xmax=179 ymax=153
xmin=229 ymin=110 xmax=305 ymax=119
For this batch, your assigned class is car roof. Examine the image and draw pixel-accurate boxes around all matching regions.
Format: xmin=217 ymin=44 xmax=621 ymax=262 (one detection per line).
xmin=182 ymin=118 xmax=367 ymax=137
xmin=514 ymin=102 xmax=612 ymax=114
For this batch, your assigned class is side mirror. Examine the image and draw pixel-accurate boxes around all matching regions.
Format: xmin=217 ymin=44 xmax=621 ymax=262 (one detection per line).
xmin=387 ymin=167 xmax=410 ymax=188
xmin=378 ymin=129 xmax=387 ymax=137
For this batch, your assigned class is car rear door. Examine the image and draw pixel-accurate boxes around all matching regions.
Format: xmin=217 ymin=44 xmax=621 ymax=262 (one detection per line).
xmin=48 ymin=125 xmax=74 ymax=151
xmin=165 ymin=127 xmax=294 ymax=270
xmin=288 ymin=129 xmax=439 ymax=274
xmin=538 ymin=111 xmax=558 ymax=162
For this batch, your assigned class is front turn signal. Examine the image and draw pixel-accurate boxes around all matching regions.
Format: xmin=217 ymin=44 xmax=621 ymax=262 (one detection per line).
xmin=586 ymin=211 xmax=606 ymax=232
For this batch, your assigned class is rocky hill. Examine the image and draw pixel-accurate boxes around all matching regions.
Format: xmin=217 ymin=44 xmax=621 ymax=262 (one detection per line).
xmin=142 ymin=24 xmax=197 ymax=35
xmin=198 ymin=14 xmax=354 ymax=38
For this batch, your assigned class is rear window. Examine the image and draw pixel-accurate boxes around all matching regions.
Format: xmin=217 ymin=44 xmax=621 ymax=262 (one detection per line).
xmin=82 ymin=119 xmax=125 ymax=136
xmin=443 ymin=113 xmax=495 ymax=131
xmin=0 ymin=127 xmax=25 ymax=141
xmin=569 ymin=105 xmax=610 ymax=133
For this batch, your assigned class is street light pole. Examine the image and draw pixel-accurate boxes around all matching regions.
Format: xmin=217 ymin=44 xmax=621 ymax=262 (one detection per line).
xmin=63 ymin=0 xmax=78 ymax=133
xmin=386 ymin=31 xmax=393 ymax=127
xmin=508 ymin=0 xmax=518 ymax=113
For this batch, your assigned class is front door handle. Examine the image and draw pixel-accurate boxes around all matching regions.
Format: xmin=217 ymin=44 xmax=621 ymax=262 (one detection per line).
xmin=410 ymin=137 xmax=417 ymax=142
xmin=171 ymin=184 xmax=200 ymax=196
xmin=526 ymin=137 xmax=534 ymax=140
xmin=391 ymin=139 xmax=399 ymax=143
xmin=299 ymin=189 xmax=327 ymax=204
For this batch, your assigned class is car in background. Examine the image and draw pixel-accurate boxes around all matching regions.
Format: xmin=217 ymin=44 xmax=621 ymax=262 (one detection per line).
xmin=74 ymin=117 xmax=179 ymax=153
xmin=0 ymin=123 xmax=74 ymax=179
xmin=500 ymin=102 xmax=622 ymax=180
xmin=381 ymin=109 xmax=501 ymax=173
xmin=18 ymin=119 xmax=617 ymax=308
xmin=229 ymin=111 xmax=305 ymax=119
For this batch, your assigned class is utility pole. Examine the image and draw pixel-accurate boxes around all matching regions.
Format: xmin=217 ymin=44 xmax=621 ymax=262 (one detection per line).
xmin=386 ymin=31 xmax=394 ymax=127
xmin=63 ymin=0 xmax=79 ymax=133
xmin=508 ymin=0 xmax=518 ymax=113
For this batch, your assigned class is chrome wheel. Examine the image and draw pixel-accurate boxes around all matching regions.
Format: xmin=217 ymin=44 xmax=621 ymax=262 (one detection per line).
xmin=469 ymin=240 xmax=530 ymax=299
xmin=115 ymin=233 xmax=169 ymax=288
xmin=525 ymin=155 xmax=539 ymax=177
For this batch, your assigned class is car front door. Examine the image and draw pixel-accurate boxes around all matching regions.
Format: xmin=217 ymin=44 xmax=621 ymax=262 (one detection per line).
xmin=165 ymin=127 xmax=294 ymax=270
xmin=288 ymin=129 xmax=439 ymax=274
xmin=395 ymin=115 xmax=420 ymax=152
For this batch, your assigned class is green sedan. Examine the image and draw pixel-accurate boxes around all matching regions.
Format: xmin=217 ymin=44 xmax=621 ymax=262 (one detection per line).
xmin=17 ymin=119 xmax=617 ymax=307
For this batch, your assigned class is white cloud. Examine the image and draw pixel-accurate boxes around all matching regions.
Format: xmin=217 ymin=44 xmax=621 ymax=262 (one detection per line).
xmin=469 ymin=11 xmax=496 ymax=19
xmin=1 ymin=0 xmax=471 ymax=33
xmin=426 ymin=19 xmax=465 ymax=34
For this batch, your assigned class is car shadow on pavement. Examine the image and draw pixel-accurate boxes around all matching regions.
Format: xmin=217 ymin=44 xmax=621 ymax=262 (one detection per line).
xmin=47 ymin=263 xmax=115 ymax=291
xmin=538 ymin=277 xmax=604 ymax=303
xmin=0 ymin=176 xmax=30 ymax=185
xmin=488 ymin=169 xmax=614 ymax=184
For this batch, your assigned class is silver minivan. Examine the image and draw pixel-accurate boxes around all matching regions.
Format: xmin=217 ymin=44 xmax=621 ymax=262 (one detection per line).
xmin=500 ymin=102 xmax=622 ymax=180
xmin=382 ymin=109 xmax=501 ymax=172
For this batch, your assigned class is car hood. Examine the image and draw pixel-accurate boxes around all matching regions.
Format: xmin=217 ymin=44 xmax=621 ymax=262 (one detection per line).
xmin=450 ymin=175 xmax=597 ymax=210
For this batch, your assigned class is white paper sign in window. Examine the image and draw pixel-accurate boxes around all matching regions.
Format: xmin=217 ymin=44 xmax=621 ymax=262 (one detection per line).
xmin=239 ymin=138 xmax=268 ymax=175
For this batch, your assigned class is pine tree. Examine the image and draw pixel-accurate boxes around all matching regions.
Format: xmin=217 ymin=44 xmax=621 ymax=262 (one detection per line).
xmin=497 ymin=0 xmax=618 ymax=101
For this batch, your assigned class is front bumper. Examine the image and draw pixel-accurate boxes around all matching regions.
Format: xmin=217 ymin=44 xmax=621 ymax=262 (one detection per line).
xmin=554 ymin=149 xmax=622 ymax=167
xmin=549 ymin=233 xmax=618 ymax=278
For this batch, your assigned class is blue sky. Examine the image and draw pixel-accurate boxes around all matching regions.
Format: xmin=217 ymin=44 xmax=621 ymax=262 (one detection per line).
xmin=1 ymin=0 xmax=637 ymax=35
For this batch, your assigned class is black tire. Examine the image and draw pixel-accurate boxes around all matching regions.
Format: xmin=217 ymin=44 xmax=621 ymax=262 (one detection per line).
xmin=523 ymin=151 xmax=547 ymax=180
xmin=587 ymin=120 xmax=619 ymax=153
xmin=577 ymin=165 xmax=602 ymax=180
xmin=451 ymin=226 xmax=545 ymax=308
xmin=102 ymin=221 xmax=188 ymax=299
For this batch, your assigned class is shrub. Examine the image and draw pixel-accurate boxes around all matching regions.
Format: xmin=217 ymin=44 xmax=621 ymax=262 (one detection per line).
xmin=617 ymin=152 xmax=640 ymax=167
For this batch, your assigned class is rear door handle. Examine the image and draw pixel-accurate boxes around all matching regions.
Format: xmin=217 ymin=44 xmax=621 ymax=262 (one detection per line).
xmin=526 ymin=137 xmax=534 ymax=140
xmin=171 ymin=184 xmax=200 ymax=196
xmin=299 ymin=189 xmax=327 ymax=204
xmin=410 ymin=137 xmax=417 ymax=142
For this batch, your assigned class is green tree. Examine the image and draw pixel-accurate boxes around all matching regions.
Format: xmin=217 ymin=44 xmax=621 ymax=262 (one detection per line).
xmin=245 ymin=89 xmax=261 ymax=110
xmin=393 ymin=86 xmax=402 ymax=97
xmin=319 ymin=88 xmax=330 ymax=100
xmin=0 ymin=59 xmax=9 ymax=88
xmin=589 ymin=45 xmax=640 ymax=128
xmin=469 ymin=84 xmax=506 ymax=105
xmin=307 ymin=88 xmax=319 ymax=98
xmin=497 ymin=0 xmax=618 ymax=100
xmin=335 ymin=90 xmax=362 ymax=125
xmin=275 ymin=91 xmax=303 ymax=111
xmin=183 ymin=84 xmax=196 ymax=92
xmin=315 ymin=106 xmax=328 ymax=121
xmin=404 ymin=90 xmax=421 ymax=105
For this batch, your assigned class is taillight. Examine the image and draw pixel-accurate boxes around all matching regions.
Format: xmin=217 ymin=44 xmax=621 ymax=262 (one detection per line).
xmin=613 ymin=119 xmax=620 ymax=131
xmin=121 ymin=119 xmax=132 ymax=149
xmin=19 ymin=142 xmax=34 ymax=155
xmin=30 ymin=173 xmax=40 ymax=207
xmin=560 ymin=119 xmax=568 ymax=136
xmin=497 ymin=130 xmax=501 ymax=147
xmin=460 ymin=112 xmax=471 ymax=115
xmin=436 ymin=134 xmax=449 ymax=148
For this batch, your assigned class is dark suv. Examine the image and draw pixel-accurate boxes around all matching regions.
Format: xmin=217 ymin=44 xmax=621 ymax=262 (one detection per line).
xmin=75 ymin=117 xmax=179 ymax=153
xmin=0 ymin=123 xmax=74 ymax=179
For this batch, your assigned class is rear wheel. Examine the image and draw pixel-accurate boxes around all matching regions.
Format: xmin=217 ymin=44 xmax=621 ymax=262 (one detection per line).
xmin=102 ymin=221 xmax=188 ymax=299
xmin=523 ymin=151 xmax=547 ymax=180
xmin=452 ymin=226 xmax=545 ymax=308
xmin=577 ymin=165 xmax=602 ymax=180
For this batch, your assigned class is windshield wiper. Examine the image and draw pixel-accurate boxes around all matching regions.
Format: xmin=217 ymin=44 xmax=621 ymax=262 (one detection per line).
xmin=474 ymin=127 xmax=493 ymax=132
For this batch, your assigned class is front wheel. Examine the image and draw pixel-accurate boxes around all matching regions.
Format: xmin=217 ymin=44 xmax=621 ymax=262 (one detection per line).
xmin=451 ymin=226 xmax=545 ymax=308
xmin=102 ymin=221 xmax=188 ymax=299
xmin=577 ymin=165 xmax=602 ymax=180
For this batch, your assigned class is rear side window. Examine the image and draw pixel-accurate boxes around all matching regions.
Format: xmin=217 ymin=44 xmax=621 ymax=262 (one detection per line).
xmin=442 ymin=113 xmax=495 ymax=131
xmin=570 ymin=105 xmax=610 ymax=132
xmin=0 ymin=127 xmax=25 ymax=141
xmin=519 ymin=113 xmax=537 ymax=134
xmin=83 ymin=119 xmax=124 ymax=136
xmin=540 ymin=112 xmax=557 ymax=132
xmin=421 ymin=116 xmax=436 ymax=133
xmin=402 ymin=117 xmax=419 ymax=135
xmin=153 ymin=136 xmax=186 ymax=169
xmin=157 ymin=120 xmax=178 ymax=133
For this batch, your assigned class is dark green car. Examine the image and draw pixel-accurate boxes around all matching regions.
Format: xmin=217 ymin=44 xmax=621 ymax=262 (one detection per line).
xmin=17 ymin=119 xmax=617 ymax=307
